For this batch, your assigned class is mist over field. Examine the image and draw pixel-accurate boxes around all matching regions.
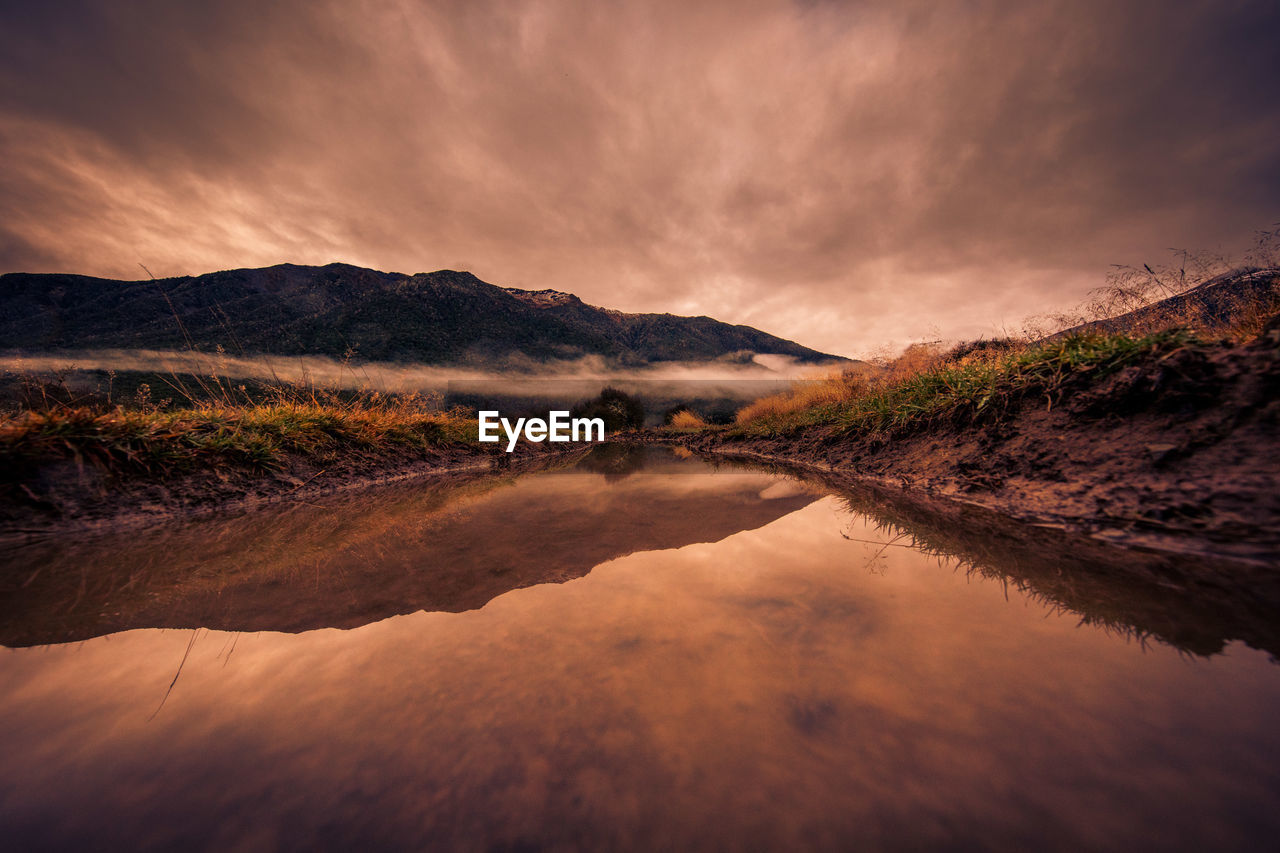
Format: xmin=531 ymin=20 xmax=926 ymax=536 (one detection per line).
xmin=0 ymin=348 xmax=843 ymax=398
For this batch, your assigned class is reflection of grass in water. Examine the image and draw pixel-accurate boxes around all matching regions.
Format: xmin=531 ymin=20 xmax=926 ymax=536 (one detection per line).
xmin=833 ymin=492 xmax=1277 ymax=660
xmin=849 ymin=508 xmax=1166 ymax=648
xmin=713 ymin=453 xmax=1279 ymax=661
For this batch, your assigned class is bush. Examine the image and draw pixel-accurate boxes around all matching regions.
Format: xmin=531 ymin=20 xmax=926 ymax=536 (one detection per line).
xmin=669 ymin=410 xmax=708 ymax=429
xmin=570 ymin=387 xmax=645 ymax=432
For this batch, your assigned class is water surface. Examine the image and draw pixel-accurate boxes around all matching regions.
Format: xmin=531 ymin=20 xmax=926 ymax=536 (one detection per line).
xmin=1 ymin=447 xmax=1277 ymax=850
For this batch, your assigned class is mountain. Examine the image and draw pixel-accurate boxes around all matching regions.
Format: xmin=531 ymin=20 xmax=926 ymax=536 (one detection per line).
xmin=1057 ymin=266 xmax=1280 ymax=338
xmin=0 ymin=263 xmax=845 ymax=366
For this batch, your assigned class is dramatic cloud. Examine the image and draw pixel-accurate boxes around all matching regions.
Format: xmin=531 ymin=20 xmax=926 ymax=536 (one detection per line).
xmin=1 ymin=0 xmax=1277 ymax=355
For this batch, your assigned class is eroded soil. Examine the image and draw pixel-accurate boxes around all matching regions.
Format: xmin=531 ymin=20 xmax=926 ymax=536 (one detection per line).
xmin=659 ymin=322 xmax=1280 ymax=565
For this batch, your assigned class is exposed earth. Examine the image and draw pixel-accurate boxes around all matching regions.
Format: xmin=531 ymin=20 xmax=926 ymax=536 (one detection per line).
xmin=652 ymin=316 xmax=1280 ymax=566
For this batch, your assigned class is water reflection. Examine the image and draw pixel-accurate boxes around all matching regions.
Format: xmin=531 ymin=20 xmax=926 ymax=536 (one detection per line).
xmin=772 ymin=464 xmax=1280 ymax=662
xmin=1 ymin=448 xmax=1278 ymax=850
xmin=0 ymin=446 xmax=818 ymax=646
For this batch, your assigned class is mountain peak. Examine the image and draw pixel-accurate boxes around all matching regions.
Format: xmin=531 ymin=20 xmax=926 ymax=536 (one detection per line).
xmin=0 ymin=263 xmax=848 ymax=367
xmin=501 ymin=287 xmax=583 ymax=308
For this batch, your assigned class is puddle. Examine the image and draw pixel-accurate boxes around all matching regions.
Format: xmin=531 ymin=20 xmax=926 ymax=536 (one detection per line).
xmin=1 ymin=445 xmax=1277 ymax=849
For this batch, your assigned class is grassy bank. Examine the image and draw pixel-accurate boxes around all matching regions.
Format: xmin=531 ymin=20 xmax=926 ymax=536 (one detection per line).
xmin=727 ymin=328 xmax=1207 ymax=438
xmin=0 ymin=397 xmax=480 ymax=478
xmin=650 ymin=287 xmax=1280 ymax=561
xmin=679 ymin=255 xmax=1280 ymax=440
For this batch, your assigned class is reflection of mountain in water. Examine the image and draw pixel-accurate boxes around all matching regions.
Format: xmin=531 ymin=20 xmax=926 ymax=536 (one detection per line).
xmin=0 ymin=450 xmax=818 ymax=646
xmin=11 ymin=443 xmax=1266 ymax=658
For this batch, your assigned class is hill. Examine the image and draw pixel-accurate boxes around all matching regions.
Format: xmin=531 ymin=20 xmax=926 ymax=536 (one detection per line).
xmin=1057 ymin=266 xmax=1280 ymax=339
xmin=0 ymin=263 xmax=844 ymax=367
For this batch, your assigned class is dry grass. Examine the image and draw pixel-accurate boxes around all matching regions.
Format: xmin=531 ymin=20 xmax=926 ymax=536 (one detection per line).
xmin=728 ymin=237 xmax=1280 ymax=439
xmin=0 ymin=336 xmax=488 ymax=479
xmin=668 ymin=409 xmax=710 ymax=430
xmin=732 ymin=328 xmax=1208 ymax=437
xmin=734 ymin=370 xmax=870 ymax=425
xmin=0 ymin=393 xmax=479 ymax=477
xmin=1021 ymin=228 xmax=1280 ymax=340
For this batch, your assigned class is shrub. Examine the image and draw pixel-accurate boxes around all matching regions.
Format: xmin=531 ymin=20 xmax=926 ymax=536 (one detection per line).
xmin=669 ymin=409 xmax=708 ymax=429
xmin=570 ymin=387 xmax=645 ymax=431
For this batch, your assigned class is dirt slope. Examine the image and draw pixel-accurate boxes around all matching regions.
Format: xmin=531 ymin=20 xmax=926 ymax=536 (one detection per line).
xmin=661 ymin=319 xmax=1280 ymax=564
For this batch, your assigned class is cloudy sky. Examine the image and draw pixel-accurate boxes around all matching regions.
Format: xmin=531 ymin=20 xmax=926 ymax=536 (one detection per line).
xmin=2 ymin=0 xmax=1277 ymax=357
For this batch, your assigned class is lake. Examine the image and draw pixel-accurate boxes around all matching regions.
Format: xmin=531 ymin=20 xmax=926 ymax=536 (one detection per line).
xmin=1 ymin=446 xmax=1277 ymax=851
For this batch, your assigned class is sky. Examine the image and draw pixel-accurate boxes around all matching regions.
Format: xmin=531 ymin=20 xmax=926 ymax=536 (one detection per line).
xmin=1 ymin=0 xmax=1277 ymax=358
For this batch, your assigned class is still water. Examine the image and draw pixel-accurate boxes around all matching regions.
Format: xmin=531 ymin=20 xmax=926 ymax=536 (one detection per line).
xmin=1 ymin=447 xmax=1278 ymax=851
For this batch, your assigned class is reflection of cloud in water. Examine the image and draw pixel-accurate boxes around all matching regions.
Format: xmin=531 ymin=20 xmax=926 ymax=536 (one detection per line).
xmin=757 ymin=480 xmax=816 ymax=500
xmin=1 ymin=498 xmax=1278 ymax=850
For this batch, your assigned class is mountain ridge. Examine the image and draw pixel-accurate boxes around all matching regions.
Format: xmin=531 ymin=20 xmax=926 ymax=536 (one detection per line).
xmin=0 ymin=262 xmax=848 ymax=367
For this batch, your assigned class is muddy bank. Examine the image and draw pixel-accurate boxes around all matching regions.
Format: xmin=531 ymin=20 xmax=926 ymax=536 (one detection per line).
xmin=0 ymin=440 xmax=576 ymax=542
xmin=651 ymin=326 xmax=1280 ymax=565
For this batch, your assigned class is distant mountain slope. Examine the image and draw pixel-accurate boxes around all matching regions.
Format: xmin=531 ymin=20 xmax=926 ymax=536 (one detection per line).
xmin=1058 ymin=266 xmax=1280 ymax=338
xmin=0 ymin=263 xmax=844 ymax=366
